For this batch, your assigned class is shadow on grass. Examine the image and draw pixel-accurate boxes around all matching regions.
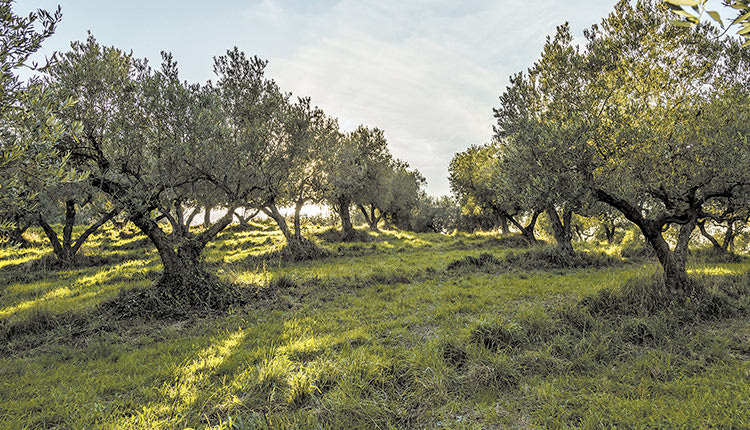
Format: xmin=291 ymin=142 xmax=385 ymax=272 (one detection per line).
xmin=463 ymin=270 xmax=749 ymax=378
xmin=446 ymin=246 xmax=622 ymax=273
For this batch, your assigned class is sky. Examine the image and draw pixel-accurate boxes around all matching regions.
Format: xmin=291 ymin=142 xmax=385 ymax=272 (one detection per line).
xmin=16 ymin=0 xmax=621 ymax=197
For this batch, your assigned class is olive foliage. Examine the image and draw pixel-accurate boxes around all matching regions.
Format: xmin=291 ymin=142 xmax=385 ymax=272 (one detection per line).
xmin=493 ymin=0 xmax=750 ymax=295
xmin=0 ymin=1 xmax=79 ymax=240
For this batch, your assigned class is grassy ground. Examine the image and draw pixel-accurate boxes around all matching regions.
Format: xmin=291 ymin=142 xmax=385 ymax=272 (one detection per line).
xmin=0 ymin=223 xmax=748 ymax=429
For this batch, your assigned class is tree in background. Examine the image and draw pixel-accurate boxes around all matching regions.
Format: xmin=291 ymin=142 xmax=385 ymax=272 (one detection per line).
xmin=696 ymin=197 xmax=750 ymax=253
xmin=0 ymin=1 xmax=80 ymax=243
xmin=494 ymin=23 xmax=596 ymax=256
xmin=379 ymin=160 xmax=425 ymax=230
xmin=449 ymin=143 xmax=540 ymax=241
xmin=348 ymin=126 xmax=391 ymax=232
xmin=212 ymin=48 xmax=300 ymax=245
xmin=410 ymin=193 xmax=459 ymax=233
xmin=593 ymin=208 xmax=629 ymax=245
xmin=322 ymin=125 xmax=388 ymax=240
xmin=35 ymin=180 xmax=118 ymax=265
xmin=355 ymin=155 xmax=392 ymax=231
xmin=281 ymin=98 xmax=338 ymax=241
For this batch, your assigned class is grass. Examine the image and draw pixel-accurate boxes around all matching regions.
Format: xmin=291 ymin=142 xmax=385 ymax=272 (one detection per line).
xmin=0 ymin=223 xmax=748 ymax=429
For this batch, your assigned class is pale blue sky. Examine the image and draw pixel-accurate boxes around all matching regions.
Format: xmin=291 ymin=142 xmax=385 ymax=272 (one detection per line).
xmin=17 ymin=1 xmax=622 ymax=196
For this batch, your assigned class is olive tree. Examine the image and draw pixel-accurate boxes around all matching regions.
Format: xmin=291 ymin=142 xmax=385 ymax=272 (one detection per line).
xmin=449 ymin=143 xmax=540 ymax=241
xmin=322 ymin=125 xmax=391 ymax=240
xmin=378 ymin=160 xmax=425 ymax=230
xmin=495 ymin=0 xmax=750 ymax=295
xmin=35 ymin=181 xmax=118 ymax=265
xmin=212 ymin=48 xmax=328 ymax=252
xmin=494 ymin=23 xmax=597 ymax=256
xmin=662 ymin=0 xmax=750 ymax=46
xmin=410 ymin=193 xmax=459 ymax=233
xmin=47 ymin=38 xmax=243 ymax=284
xmin=0 ymin=1 xmax=79 ymax=241
xmin=280 ymin=98 xmax=338 ymax=240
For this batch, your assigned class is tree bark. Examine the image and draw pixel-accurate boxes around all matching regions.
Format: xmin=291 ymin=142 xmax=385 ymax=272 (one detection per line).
xmin=38 ymin=199 xmax=78 ymax=265
xmin=233 ymin=208 xmax=255 ymax=229
xmin=130 ymin=211 xmax=186 ymax=277
xmin=723 ymin=222 xmax=736 ymax=252
xmin=203 ymin=204 xmax=212 ymax=229
xmin=604 ymin=223 xmax=615 ymax=244
xmin=38 ymin=204 xmax=118 ymax=266
xmin=358 ymin=204 xmax=381 ymax=231
xmin=38 ymin=212 xmax=75 ymax=265
xmin=294 ymin=200 xmax=304 ymax=238
xmin=71 ymin=208 xmax=118 ymax=256
xmin=595 ymin=189 xmax=694 ymax=296
xmin=498 ymin=213 xmax=510 ymax=235
xmin=643 ymin=227 xmax=691 ymax=296
xmin=337 ymin=195 xmax=356 ymax=241
xmin=546 ymin=205 xmax=575 ymax=256
xmin=184 ymin=206 xmax=201 ymax=229
xmin=698 ymin=220 xmax=723 ymax=252
xmin=673 ymin=215 xmax=697 ymax=267
xmin=262 ymin=204 xmax=292 ymax=241
xmin=700 ymin=219 xmax=740 ymax=253
xmin=130 ymin=207 xmax=235 ymax=282
xmin=507 ymin=210 xmax=540 ymax=245
xmin=62 ymin=200 xmax=75 ymax=256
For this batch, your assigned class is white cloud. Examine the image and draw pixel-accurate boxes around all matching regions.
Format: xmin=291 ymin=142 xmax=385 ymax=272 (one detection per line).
xmin=259 ymin=0 xmax=616 ymax=195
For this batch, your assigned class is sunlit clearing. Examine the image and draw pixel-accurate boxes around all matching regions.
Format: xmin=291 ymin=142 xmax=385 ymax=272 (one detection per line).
xmin=119 ymin=329 xmax=246 ymax=426
xmin=278 ymin=334 xmax=333 ymax=358
xmin=0 ymin=248 xmax=48 ymax=269
xmin=75 ymin=260 xmax=152 ymax=286
xmin=688 ymin=266 xmax=743 ymax=276
xmin=0 ymin=287 xmax=71 ymax=318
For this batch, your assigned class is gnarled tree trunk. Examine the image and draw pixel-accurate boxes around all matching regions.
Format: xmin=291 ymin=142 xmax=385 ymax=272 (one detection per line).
xmin=498 ymin=213 xmax=510 ymax=235
xmin=698 ymin=220 xmax=737 ymax=253
xmin=596 ymin=189 xmax=697 ymax=297
xmin=130 ymin=207 xmax=235 ymax=284
xmin=337 ymin=195 xmax=356 ymax=241
xmin=293 ymin=200 xmax=305 ymax=238
xmin=233 ymin=208 xmax=258 ymax=229
xmin=547 ymin=205 xmax=575 ymax=256
xmin=358 ymin=204 xmax=381 ymax=231
xmin=643 ymin=225 xmax=692 ymax=296
xmin=38 ymin=200 xmax=118 ymax=266
xmin=263 ymin=204 xmax=292 ymax=241
xmin=507 ymin=210 xmax=540 ymax=245
xmin=603 ymin=223 xmax=615 ymax=244
xmin=203 ymin=205 xmax=212 ymax=229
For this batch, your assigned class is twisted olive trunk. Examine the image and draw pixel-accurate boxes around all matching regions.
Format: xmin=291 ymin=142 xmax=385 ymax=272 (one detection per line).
xmin=506 ymin=210 xmax=540 ymax=245
xmin=337 ymin=195 xmax=356 ymax=241
xmin=547 ymin=205 xmax=575 ymax=256
xmin=38 ymin=200 xmax=117 ymax=266
xmin=130 ymin=207 xmax=234 ymax=282
xmin=596 ymin=189 xmax=698 ymax=297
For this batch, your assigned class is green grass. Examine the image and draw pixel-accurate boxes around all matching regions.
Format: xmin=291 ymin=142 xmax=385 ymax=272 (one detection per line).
xmin=0 ymin=224 xmax=748 ymax=429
